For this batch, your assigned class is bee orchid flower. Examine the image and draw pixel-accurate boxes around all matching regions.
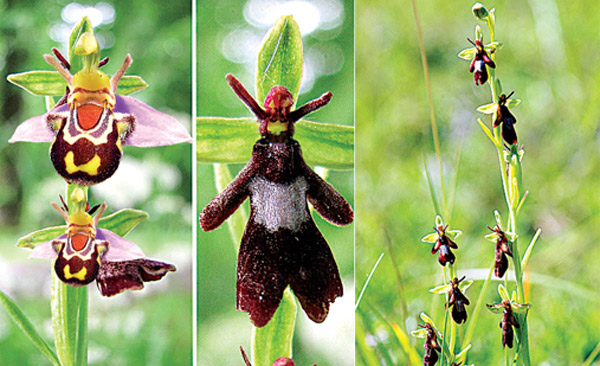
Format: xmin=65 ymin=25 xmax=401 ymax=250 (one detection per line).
xmin=28 ymin=195 xmax=175 ymax=297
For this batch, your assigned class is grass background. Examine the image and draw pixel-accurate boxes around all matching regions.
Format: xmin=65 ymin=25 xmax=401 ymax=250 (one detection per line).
xmin=356 ymin=0 xmax=600 ymax=365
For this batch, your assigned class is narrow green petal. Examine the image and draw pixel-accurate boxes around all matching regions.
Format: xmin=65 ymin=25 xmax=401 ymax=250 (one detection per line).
xmin=476 ymin=102 xmax=497 ymax=114
xmin=421 ymin=233 xmax=439 ymax=243
xmin=429 ymin=283 xmax=452 ymax=294
xmin=498 ymin=284 xmax=510 ymax=300
xmin=457 ymin=47 xmax=477 ymax=60
xmin=97 ymin=208 xmax=149 ymax=237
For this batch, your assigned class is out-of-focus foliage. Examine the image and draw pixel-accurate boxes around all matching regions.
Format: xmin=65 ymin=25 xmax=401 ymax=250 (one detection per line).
xmin=356 ymin=0 xmax=600 ymax=365
xmin=0 ymin=1 xmax=191 ymax=365
xmin=197 ymin=0 xmax=354 ymax=365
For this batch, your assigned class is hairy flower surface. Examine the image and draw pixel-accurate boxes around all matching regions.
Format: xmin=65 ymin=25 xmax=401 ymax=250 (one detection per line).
xmin=200 ymin=75 xmax=353 ymax=327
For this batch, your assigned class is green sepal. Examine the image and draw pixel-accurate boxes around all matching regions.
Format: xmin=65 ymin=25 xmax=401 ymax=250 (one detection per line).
xmin=256 ymin=15 xmax=303 ymax=103
xmin=485 ymin=41 xmax=502 ymax=53
xmin=69 ymin=17 xmax=95 ymax=72
xmin=16 ymin=208 xmax=148 ymax=249
xmin=196 ymin=117 xmax=354 ymax=170
xmin=429 ymin=283 xmax=452 ymax=294
xmin=459 ymin=279 xmax=473 ymax=292
xmin=420 ymin=312 xmax=436 ymax=326
xmin=435 ymin=215 xmax=444 ymax=228
xmin=7 ymin=71 xmax=70 ymax=96
xmin=511 ymin=302 xmax=531 ymax=314
xmin=486 ymin=303 xmax=504 ymax=314
xmin=252 ymin=287 xmax=297 ymax=366
xmin=446 ymin=229 xmax=462 ymax=240
xmin=476 ymin=102 xmax=497 ymax=114
xmin=498 ymin=284 xmax=510 ymax=301
xmin=411 ymin=328 xmax=428 ymax=338
xmin=506 ymin=98 xmax=521 ymax=108
xmin=0 ymin=290 xmax=61 ymax=366
xmin=457 ymin=47 xmax=477 ymax=60
xmin=484 ymin=231 xmax=499 ymax=242
xmin=475 ymin=25 xmax=483 ymax=41
xmin=97 ymin=208 xmax=149 ymax=237
xmin=7 ymin=71 xmax=148 ymax=97
xmin=17 ymin=226 xmax=65 ymax=249
xmin=421 ymin=232 xmax=439 ymax=244
xmin=493 ymin=210 xmax=503 ymax=229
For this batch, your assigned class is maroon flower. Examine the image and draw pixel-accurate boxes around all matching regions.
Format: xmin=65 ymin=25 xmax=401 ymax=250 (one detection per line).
xmin=200 ymin=75 xmax=353 ymax=327
xmin=421 ymin=216 xmax=462 ymax=267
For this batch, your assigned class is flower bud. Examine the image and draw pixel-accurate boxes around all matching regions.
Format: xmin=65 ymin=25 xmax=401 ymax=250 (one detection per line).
xmin=472 ymin=3 xmax=489 ymax=20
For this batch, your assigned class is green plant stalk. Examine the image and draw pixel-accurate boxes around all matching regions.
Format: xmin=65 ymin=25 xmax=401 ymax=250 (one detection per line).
xmin=459 ymin=258 xmax=495 ymax=363
xmin=52 ymin=184 xmax=88 ymax=366
xmin=482 ymin=11 xmax=530 ymax=366
xmin=410 ymin=0 xmax=447 ymax=216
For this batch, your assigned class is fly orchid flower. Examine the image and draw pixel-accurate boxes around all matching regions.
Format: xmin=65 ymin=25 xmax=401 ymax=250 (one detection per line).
xmin=29 ymin=192 xmax=175 ymax=296
xmin=7 ymin=25 xmax=191 ymax=186
xmin=430 ymin=277 xmax=473 ymax=324
xmin=487 ymin=285 xmax=530 ymax=348
xmin=421 ymin=215 xmax=462 ymax=266
xmin=200 ymin=75 xmax=353 ymax=327
xmin=484 ymin=211 xmax=516 ymax=278
xmin=457 ymin=27 xmax=501 ymax=86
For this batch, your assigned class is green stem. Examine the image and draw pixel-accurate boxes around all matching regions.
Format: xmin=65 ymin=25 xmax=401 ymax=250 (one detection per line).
xmin=484 ymin=12 xmax=530 ymax=365
xmin=52 ymin=184 xmax=88 ymax=366
xmin=411 ymin=0 xmax=447 ymax=216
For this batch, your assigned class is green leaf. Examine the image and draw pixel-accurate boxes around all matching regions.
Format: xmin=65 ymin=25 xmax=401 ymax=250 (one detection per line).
xmin=98 ymin=208 xmax=149 ymax=237
xmin=0 ymin=289 xmax=61 ymax=366
xmin=477 ymin=118 xmax=498 ymax=146
xmin=69 ymin=17 xmax=95 ymax=72
xmin=256 ymin=15 xmax=303 ymax=103
xmin=457 ymin=47 xmax=477 ymax=60
xmin=7 ymin=71 xmax=68 ymax=96
xmin=476 ymin=102 xmax=497 ymax=114
xmin=355 ymin=252 xmax=385 ymax=310
xmin=521 ymin=228 xmax=541 ymax=268
xmin=421 ymin=232 xmax=439 ymax=244
xmin=456 ymin=343 xmax=472 ymax=359
xmin=17 ymin=226 xmax=65 ymax=249
xmin=252 ymin=288 xmax=297 ymax=366
xmin=196 ymin=117 xmax=353 ymax=169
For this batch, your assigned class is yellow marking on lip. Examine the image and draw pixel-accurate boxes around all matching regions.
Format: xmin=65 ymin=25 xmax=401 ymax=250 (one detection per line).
xmin=64 ymin=152 xmax=101 ymax=175
xmin=63 ymin=264 xmax=88 ymax=281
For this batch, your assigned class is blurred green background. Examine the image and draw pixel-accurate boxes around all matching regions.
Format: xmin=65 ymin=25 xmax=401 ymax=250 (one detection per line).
xmin=356 ymin=0 xmax=600 ymax=365
xmin=0 ymin=0 xmax=192 ymax=365
xmin=197 ymin=0 xmax=354 ymax=364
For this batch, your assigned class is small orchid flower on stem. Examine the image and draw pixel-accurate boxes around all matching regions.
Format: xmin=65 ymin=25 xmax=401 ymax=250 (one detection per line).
xmin=430 ymin=276 xmax=473 ymax=324
xmin=7 ymin=17 xmax=191 ymax=186
xmin=484 ymin=211 xmax=516 ymax=278
xmin=458 ymin=26 xmax=501 ymax=86
xmin=28 ymin=189 xmax=175 ymax=296
xmin=421 ymin=215 xmax=462 ymax=266
xmin=487 ymin=285 xmax=531 ymax=349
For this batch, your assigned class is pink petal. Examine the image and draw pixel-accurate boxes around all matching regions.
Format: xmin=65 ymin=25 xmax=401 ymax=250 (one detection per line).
xmin=97 ymin=228 xmax=145 ymax=261
xmin=115 ymin=95 xmax=192 ymax=147
xmin=9 ymin=114 xmax=55 ymax=143
xmin=29 ymin=235 xmax=65 ymax=259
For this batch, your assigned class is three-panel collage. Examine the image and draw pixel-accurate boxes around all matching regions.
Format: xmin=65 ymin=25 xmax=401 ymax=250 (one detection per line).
xmin=0 ymin=0 xmax=598 ymax=365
